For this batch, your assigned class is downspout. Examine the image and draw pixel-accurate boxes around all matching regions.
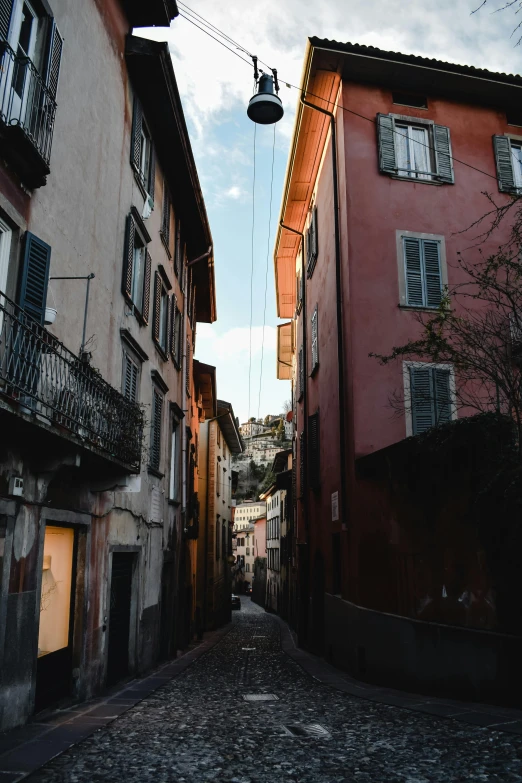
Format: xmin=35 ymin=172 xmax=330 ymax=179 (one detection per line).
xmin=299 ymin=95 xmax=348 ymax=535
xmin=279 ymin=221 xmax=309 ymax=645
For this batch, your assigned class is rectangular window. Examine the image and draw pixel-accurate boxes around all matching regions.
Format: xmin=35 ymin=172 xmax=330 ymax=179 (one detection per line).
xmin=306 ymin=206 xmax=318 ymax=278
xmin=161 ymin=186 xmax=171 ymax=256
xmin=408 ymin=364 xmax=453 ymax=435
xmin=216 ymin=516 xmax=221 ymax=560
xmin=122 ymin=351 xmax=139 ymax=402
xmin=153 ymin=272 xmax=169 ymax=354
xmin=296 ymin=270 xmax=303 ymax=314
xmin=131 ymin=98 xmax=155 ymax=203
xmin=402 ymin=237 xmax=442 ymax=308
xmin=169 ymin=295 xmax=182 ymax=368
xmin=122 ymin=212 xmax=151 ymax=323
xmin=185 ymin=339 xmax=191 ymax=396
xmin=298 ymin=346 xmax=304 ymax=400
xmin=169 ymin=418 xmax=180 ymax=502
xmin=311 ymin=306 xmax=319 ymax=373
xmin=150 ymin=388 xmax=163 ymax=471
xmin=392 ymin=92 xmax=428 ymax=109
xmin=377 ymin=114 xmax=454 ymax=184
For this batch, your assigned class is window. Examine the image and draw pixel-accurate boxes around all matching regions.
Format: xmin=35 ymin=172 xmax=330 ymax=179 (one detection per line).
xmin=160 ymin=186 xmax=171 ymax=256
xmin=223 ymin=441 xmax=227 ymax=460
xmin=377 ymin=114 xmax=454 ymax=184
xmin=392 ymin=91 xmax=427 ymax=109
xmin=405 ymin=363 xmax=455 ymax=436
xmin=216 ymin=463 xmax=220 ymax=496
xmin=296 ymin=269 xmax=303 ymax=315
xmin=306 ymin=206 xmax=318 ymax=278
xmin=398 ymin=234 xmax=444 ymax=309
xmin=298 ymin=346 xmax=304 ymax=400
xmin=216 ymin=516 xmax=221 ymax=560
xmin=493 ymin=136 xmax=522 ymax=192
xmin=169 ymin=417 xmax=180 ymax=502
xmin=122 ymin=351 xmax=140 ymax=402
xmin=246 ymin=563 xmax=250 ymax=572
xmin=153 ymin=271 xmax=169 ymax=354
xmin=150 ymin=388 xmax=163 ymax=471
xmin=311 ymin=306 xmax=319 ymax=373
xmin=308 ymin=412 xmax=320 ymax=491
xmin=169 ymin=295 xmax=182 ymax=368
xmin=506 ymin=111 xmax=522 ymax=128
xmin=185 ymin=339 xmax=191 ymax=396
xmin=131 ymin=98 xmax=155 ymax=203
xmin=122 ymin=211 xmax=151 ymax=322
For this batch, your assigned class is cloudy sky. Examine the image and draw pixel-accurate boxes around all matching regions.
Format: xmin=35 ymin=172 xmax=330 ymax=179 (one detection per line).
xmin=142 ymin=0 xmax=519 ymax=424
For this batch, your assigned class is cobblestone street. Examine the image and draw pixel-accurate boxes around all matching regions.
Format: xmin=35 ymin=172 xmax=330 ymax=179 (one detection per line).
xmin=20 ymin=600 xmax=521 ymax=783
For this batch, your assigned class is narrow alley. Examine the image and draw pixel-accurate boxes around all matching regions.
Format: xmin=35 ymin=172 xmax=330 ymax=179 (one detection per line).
xmin=19 ymin=601 xmax=522 ymax=783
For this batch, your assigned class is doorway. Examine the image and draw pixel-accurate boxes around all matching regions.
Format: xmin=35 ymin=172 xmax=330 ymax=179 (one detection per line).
xmin=107 ymin=553 xmax=135 ymax=686
xmin=35 ymin=525 xmax=77 ymax=712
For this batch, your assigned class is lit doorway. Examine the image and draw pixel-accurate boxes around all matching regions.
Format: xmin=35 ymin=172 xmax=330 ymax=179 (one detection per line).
xmin=35 ymin=525 xmax=77 ymax=712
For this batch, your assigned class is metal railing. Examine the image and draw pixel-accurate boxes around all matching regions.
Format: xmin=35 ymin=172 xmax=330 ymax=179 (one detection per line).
xmin=0 ymin=39 xmax=57 ymax=165
xmin=0 ymin=293 xmax=143 ymax=470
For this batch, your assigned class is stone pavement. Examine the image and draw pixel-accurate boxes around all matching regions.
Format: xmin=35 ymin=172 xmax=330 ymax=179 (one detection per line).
xmin=2 ymin=599 xmax=522 ymax=782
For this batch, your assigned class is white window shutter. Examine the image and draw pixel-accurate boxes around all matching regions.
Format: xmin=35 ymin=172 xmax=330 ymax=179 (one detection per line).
xmin=377 ymin=114 xmax=396 ymax=174
xmin=433 ymin=125 xmax=454 ymax=183
xmin=493 ymin=135 xmax=516 ymax=192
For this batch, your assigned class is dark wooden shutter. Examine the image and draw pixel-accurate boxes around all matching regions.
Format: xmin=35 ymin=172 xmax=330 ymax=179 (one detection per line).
xmin=434 ymin=368 xmax=451 ymax=425
xmin=0 ymin=0 xmax=14 ymax=41
xmin=174 ymin=220 xmax=181 ymax=279
xmin=18 ymin=232 xmax=51 ymax=324
xmin=150 ymin=390 xmax=163 ymax=470
xmin=403 ymin=237 xmax=424 ymax=307
xmin=307 ymin=206 xmax=318 ymax=278
xmin=161 ymin=187 xmax=171 ymax=248
xmin=308 ymin=412 xmax=320 ymax=491
xmin=185 ymin=338 xmax=191 ymax=396
xmin=423 ymin=240 xmax=442 ymax=308
xmin=299 ymin=431 xmax=304 ymax=498
xmin=122 ymin=214 xmax=135 ymax=301
xmin=152 ymin=271 xmax=161 ymax=344
xmin=131 ymin=98 xmax=143 ymax=173
xmin=493 ymin=135 xmax=516 ymax=192
xmin=298 ymin=346 xmax=304 ymax=399
xmin=166 ymin=293 xmax=173 ymax=359
xmin=377 ymin=114 xmax=396 ymax=174
xmin=142 ymin=251 xmax=151 ymax=324
xmin=311 ymin=306 xmax=319 ymax=372
xmin=123 ymin=354 xmax=139 ymax=402
xmin=43 ymin=20 xmax=63 ymax=100
xmin=433 ymin=125 xmax=454 ymax=183
xmin=410 ymin=366 xmax=434 ymax=434
xmin=148 ymin=148 xmax=156 ymax=205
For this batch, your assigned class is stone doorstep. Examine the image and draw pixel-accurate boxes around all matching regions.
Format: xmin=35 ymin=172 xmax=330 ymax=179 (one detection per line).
xmin=275 ymin=616 xmax=522 ymax=735
xmin=0 ymin=623 xmax=233 ymax=781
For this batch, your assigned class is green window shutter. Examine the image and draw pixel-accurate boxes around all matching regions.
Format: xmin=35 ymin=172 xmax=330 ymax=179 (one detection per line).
xmin=308 ymin=412 xmax=320 ymax=491
xmin=423 ymin=240 xmax=442 ymax=308
xmin=150 ymin=389 xmax=163 ymax=470
xmin=410 ymin=366 xmax=435 ymax=434
xmin=493 ymin=136 xmax=515 ymax=192
xmin=123 ymin=354 xmax=139 ymax=402
xmin=122 ymin=214 xmax=135 ymax=301
xmin=434 ymin=368 xmax=451 ymax=425
xmin=433 ymin=125 xmax=454 ymax=183
xmin=403 ymin=237 xmax=424 ymax=307
xmin=131 ymin=98 xmax=143 ymax=173
xmin=142 ymin=251 xmax=151 ymax=324
xmin=311 ymin=306 xmax=319 ymax=372
xmin=377 ymin=114 xmax=396 ymax=174
xmin=152 ymin=271 xmax=161 ymax=344
xmin=18 ymin=232 xmax=51 ymax=324
xmin=0 ymin=0 xmax=14 ymax=42
xmin=43 ymin=20 xmax=63 ymax=100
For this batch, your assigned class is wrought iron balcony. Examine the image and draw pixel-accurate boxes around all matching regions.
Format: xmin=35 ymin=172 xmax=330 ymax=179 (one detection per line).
xmin=0 ymin=39 xmax=56 ymax=187
xmin=0 ymin=293 xmax=143 ymax=470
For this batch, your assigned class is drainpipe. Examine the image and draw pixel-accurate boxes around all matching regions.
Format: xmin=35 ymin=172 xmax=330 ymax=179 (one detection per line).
xmin=299 ymin=96 xmax=348 ymax=537
xmin=279 ymin=221 xmax=309 ymax=645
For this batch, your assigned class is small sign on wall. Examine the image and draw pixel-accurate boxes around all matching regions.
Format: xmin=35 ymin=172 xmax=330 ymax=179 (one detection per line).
xmin=331 ymin=491 xmax=339 ymax=522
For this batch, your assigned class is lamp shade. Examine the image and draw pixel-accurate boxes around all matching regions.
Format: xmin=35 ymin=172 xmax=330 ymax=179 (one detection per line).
xmin=247 ymin=74 xmax=284 ymax=125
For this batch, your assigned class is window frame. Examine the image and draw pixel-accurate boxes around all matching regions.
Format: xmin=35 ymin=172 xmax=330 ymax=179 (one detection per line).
xmin=131 ymin=97 xmax=156 ymax=204
xmin=122 ymin=209 xmax=151 ymax=324
xmin=378 ymin=113 xmax=454 ymax=185
xmin=310 ymin=305 xmax=319 ymax=374
xmin=149 ymin=386 xmax=164 ymax=474
xmin=396 ymin=230 xmax=447 ymax=310
xmin=122 ymin=348 xmax=141 ymax=403
xmin=153 ymin=270 xmax=170 ymax=358
xmin=403 ymin=361 xmax=457 ymax=437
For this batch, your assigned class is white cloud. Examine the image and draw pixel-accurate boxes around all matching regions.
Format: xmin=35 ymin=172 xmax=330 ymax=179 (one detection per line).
xmin=223 ymin=185 xmax=243 ymax=199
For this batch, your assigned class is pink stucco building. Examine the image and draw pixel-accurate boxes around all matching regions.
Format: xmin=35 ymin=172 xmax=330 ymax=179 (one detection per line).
xmin=275 ymin=39 xmax=522 ymax=703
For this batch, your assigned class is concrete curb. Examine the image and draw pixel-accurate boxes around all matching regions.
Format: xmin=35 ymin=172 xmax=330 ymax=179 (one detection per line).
xmin=0 ymin=623 xmax=233 ymax=782
xmin=274 ymin=615 xmax=522 ymax=736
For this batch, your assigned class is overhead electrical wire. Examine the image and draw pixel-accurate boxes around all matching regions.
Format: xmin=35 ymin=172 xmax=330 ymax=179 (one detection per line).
xmin=248 ymin=122 xmax=257 ymax=423
xmin=257 ymin=123 xmax=277 ymax=421
xmin=177 ymin=3 xmax=500 ymax=184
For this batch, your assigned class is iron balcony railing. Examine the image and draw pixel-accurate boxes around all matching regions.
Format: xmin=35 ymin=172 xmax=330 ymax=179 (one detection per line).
xmin=0 ymin=293 xmax=144 ymax=470
xmin=0 ymin=39 xmax=56 ymax=166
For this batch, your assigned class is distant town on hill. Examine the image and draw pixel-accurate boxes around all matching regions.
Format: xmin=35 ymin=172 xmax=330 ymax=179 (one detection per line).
xmin=233 ymin=410 xmax=292 ymax=500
